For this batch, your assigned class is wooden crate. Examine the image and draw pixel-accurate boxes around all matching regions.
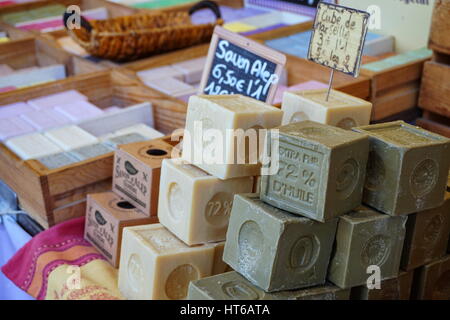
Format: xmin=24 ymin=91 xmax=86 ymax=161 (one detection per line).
xmin=419 ymin=60 xmax=450 ymax=118
xmin=428 ymin=0 xmax=450 ymax=56
xmin=0 ymin=37 xmax=105 ymax=84
xmin=361 ymin=54 xmax=431 ymax=121
xmin=416 ymin=113 xmax=450 ymax=138
xmin=0 ymin=20 xmax=32 ymax=40
xmin=0 ymin=69 xmax=183 ymax=228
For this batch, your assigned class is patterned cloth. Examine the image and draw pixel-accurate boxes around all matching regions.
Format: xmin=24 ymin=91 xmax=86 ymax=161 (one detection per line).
xmin=2 ymin=216 xmax=123 ymax=300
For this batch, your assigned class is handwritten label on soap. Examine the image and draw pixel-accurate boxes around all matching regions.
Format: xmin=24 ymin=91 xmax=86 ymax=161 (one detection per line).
xmin=307 ymin=2 xmax=369 ymax=77
xmin=200 ymin=26 xmax=286 ymax=104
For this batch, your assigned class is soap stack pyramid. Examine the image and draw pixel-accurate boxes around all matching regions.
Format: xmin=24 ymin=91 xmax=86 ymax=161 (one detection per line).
xmin=188 ymin=115 xmax=450 ymax=299
xmin=116 ymin=94 xmax=283 ymax=300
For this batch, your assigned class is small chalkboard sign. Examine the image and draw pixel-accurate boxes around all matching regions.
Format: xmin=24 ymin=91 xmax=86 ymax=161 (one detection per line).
xmin=307 ymin=2 xmax=370 ymax=77
xmin=199 ymin=26 xmax=286 ymax=104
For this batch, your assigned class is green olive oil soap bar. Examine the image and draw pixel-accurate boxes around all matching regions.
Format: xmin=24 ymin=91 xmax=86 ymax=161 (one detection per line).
xmin=328 ymin=206 xmax=407 ymax=289
xmin=157 ymin=159 xmax=254 ymax=246
xmin=261 ymin=120 xmax=369 ymax=222
xmin=353 ymin=121 xmax=450 ymax=215
xmin=351 ymin=270 xmax=413 ymax=300
xmin=188 ymin=271 xmax=350 ymax=300
xmin=223 ymin=193 xmax=338 ymax=292
xmin=118 ymin=224 xmax=215 ymax=300
xmin=401 ymin=192 xmax=450 ymax=271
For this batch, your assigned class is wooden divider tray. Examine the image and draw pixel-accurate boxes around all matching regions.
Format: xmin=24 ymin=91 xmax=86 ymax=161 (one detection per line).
xmin=0 ymin=69 xmax=183 ymax=228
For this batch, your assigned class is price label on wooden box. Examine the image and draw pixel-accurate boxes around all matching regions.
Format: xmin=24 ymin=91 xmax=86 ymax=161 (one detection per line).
xmin=199 ymin=26 xmax=286 ymax=104
xmin=307 ymin=2 xmax=370 ymax=77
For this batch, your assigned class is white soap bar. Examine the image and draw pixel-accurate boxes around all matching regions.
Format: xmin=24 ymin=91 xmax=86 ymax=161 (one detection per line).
xmin=118 ymin=223 xmax=215 ymax=300
xmin=183 ymin=94 xmax=283 ymax=179
xmin=115 ymin=123 xmax=164 ymax=140
xmin=27 ymin=90 xmax=88 ymax=110
xmin=281 ymin=89 xmax=373 ymax=129
xmin=158 ymin=159 xmax=254 ymax=245
xmin=44 ymin=125 xmax=98 ymax=151
xmin=6 ymin=132 xmax=62 ymax=160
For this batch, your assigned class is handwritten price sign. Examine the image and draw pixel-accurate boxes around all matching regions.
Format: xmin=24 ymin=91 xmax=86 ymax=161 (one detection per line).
xmin=200 ymin=26 xmax=286 ymax=104
xmin=307 ymin=2 xmax=370 ymax=77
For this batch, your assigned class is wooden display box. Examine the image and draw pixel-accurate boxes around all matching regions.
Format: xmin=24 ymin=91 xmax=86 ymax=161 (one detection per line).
xmin=416 ymin=111 xmax=450 ymax=139
xmin=0 ymin=69 xmax=183 ymax=228
xmin=419 ymin=60 xmax=450 ymax=119
xmin=0 ymin=21 xmax=32 ymax=40
xmin=361 ymin=54 xmax=431 ymax=121
xmin=0 ymin=37 xmax=104 ymax=85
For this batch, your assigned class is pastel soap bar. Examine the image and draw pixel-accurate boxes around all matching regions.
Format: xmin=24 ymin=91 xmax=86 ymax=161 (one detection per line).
xmin=113 ymin=139 xmax=174 ymax=217
xmin=0 ymin=102 xmax=34 ymax=119
xmin=36 ymin=152 xmax=79 ymax=170
xmin=44 ymin=125 xmax=98 ymax=151
xmin=261 ymin=121 xmax=369 ymax=222
xmin=115 ymin=123 xmax=164 ymax=140
xmin=189 ymin=272 xmax=350 ymax=300
xmin=0 ymin=117 xmax=35 ymax=141
xmin=351 ymin=271 xmax=413 ymax=300
xmin=118 ymin=224 xmax=215 ymax=300
xmin=353 ymin=121 xmax=450 ymax=215
xmin=183 ymin=95 xmax=283 ymax=179
xmin=0 ymin=64 xmax=13 ymax=75
xmin=54 ymin=100 xmax=103 ymax=122
xmin=137 ymin=66 xmax=184 ymax=82
xmin=85 ymin=192 xmax=156 ymax=267
xmin=21 ymin=108 xmax=71 ymax=130
xmin=172 ymin=57 xmax=206 ymax=84
xmin=157 ymin=159 xmax=254 ymax=245
xmin=223 ymin=194 xmax=338 ymax=292
xmin=328 ymin=206 xmax=407 ymax=289
xmin=401 ymin=192 xmax=450 ymax=271
xmin=6 ymin=132 xmax=62 ymax=160
xmin=281 ymin=89 xmax=372 ymax=129
xmin=144 ymin=77 xmax=196 ymax=97
xmin=27 ymin=90 xmax=87 ymax=110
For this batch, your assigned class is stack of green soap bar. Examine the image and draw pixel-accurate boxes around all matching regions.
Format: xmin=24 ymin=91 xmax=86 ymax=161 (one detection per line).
xmin=1 ymin=4 xmax=66 ymax=25
xmin=133 ymin=0 xmax=196 ymax=9
xmin=328 ymin=206 xmax=407 ymax=289
xmin=188 ymin=271 xmax=350 ymax=300
xmin=261 ymin=120 xmax=369 ymax=222
xmin=223 ymin=193 xmax=337 ymax=292
xmin=353 ymin=121 xmax=450 ymax=216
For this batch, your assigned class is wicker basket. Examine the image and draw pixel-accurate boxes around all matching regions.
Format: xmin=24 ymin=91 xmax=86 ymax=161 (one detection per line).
xmin=63 ymin=1 xmax=223 ymax=62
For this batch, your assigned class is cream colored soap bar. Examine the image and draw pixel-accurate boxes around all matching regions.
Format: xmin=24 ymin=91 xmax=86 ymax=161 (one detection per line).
xmin=281 ymin=89 xmax=372 ymax=129
xmin=158 ymin=159 xmax=254 ymax=245
xmin=6 ymin=132 xmax=62 ymax=160
xmin=183 ymin=95 xmax=283 ymax=179
xmin=118 ymin=223 xmax=215 ymax=300
xmin=44 ymin=125 xmax=98 ymax=151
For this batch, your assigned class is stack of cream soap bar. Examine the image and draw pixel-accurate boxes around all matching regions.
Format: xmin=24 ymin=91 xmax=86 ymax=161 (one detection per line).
xmin=118 ymin=94 xmax=283 ymax=300
xmin=0 ymin=64 xmax=66 ymax=92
